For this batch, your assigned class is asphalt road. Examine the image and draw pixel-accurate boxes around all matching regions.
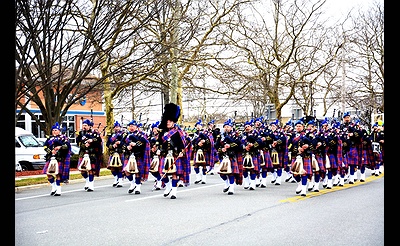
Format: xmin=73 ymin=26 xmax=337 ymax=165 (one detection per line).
xmin=15 ymin=167 xmax=384 ymax=246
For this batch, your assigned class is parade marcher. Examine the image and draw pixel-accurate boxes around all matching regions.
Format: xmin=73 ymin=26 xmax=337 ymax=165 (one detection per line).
xmin=123 ymin=120 xmax=151 ymax=194
xmin=322 ymin=120 xmax=343 ymax=189
xmin=42 ymin=122 xmax=71 ymax=196
xmin=268 ymin=120 xmax=289 ymax=186
xmin=192 ymin=119 xmax=214 ymax=184
xmin=179 ymin=127 xmax=193 ymax=187
xmin=106 ymin=121 xmax=127 ymax=188
xmin=254 ymin=118 xmax=274 ymax=188
xmin=306 ymin=120 xmax=327 ymax=192
xmin=239 ymin=119 xmax=262 ymax=190
xmin=157 ymin=103 xmax=190 ymax=199
xmin=283 ymin=119 xmax=296 ymax=183
xmin=253 ymin=117 xmax=272 ymax=188
xmin=76 ymin=119 xmax=104 ymax=192
xmin=377 ymin=123 xmax=384 ymax=174
xmin=341 ymin=113 xmax=362 ymax=185
xmin=206 ymin=119 xmax=219 ymax=175
xmin=287 ymin=120 xmax=313 ymax=196
xmin=148 ymin=121 xmax=164 ymax=190
xmin=369 ymin=122 xmax=383 ymax=177
xmin=215 ymin=118 xmax=243 ymax=195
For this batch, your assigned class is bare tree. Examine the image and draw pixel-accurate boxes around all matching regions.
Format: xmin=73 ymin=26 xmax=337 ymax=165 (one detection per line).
xmin=214 ymin=0 xmax=350 ymax=123
xmin=16 ymin=0 xmax=105 ymax=134
xmin=16 ymin=0 xmax=164 ymax=135
xmin=137 ymin=0 xmax=252 ymax=124
xmin=343 ymin=0 xmax=384 ymax=125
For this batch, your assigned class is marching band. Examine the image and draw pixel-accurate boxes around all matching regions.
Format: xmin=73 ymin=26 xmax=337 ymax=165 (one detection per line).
xmin=45 ymin=109 xmax=384 ymax=198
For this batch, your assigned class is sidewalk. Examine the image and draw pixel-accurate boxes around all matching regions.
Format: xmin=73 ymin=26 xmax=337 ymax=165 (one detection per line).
xmin=15 ymin=168 xmax=112 ymax=192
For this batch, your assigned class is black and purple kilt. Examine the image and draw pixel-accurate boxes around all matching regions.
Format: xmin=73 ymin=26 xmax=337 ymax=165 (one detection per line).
xmin=346 ymin=147 xmax=359 ymax=166
xmin=291 ymin=155 xmax=312 ymax=175
xmin=42 ymin=155 xmax=71 ymax=182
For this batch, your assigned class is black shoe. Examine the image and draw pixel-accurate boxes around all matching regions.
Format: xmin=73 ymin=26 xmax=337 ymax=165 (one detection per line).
xmin=360 ymin=179 xmax=365 ymax=182
xmin=54 ymin=193 xmax=61 ymax=196
xmin=349 ymin=181 xmax=354 ymax=184
xmin=290 ymin=180 xmax=296 ymax=183
xmin=260 ymin=184 xmax=267 ymax=188
xmin=50 ymin=191 xmax=56 ymax=196
xmin=271 ymin=179 xmax=276 ymax=184
xmin=128 ymin=187 xmax=135 ymax=194
xmin=301 ymin=193 xmax=306 ymax=197
xmin=201 ymin=181 xmax=206 ymax=184
xmin=87 ymin=188 xmax=94 ymax=192
xmin=171 ymin=195 xmax=176 ymax=199
xmin=223 ymin=187 xmax=229 ymax=193
xmin=249 ymin=187 xmax=255 ymax=190
xmin=84 ymin=187 xmax=88 ymax=190
xmin=112 ymin=182 xmax=118 ymax=187
xmin=116 ymin=184 xmax=123 ymax=188
xmin=275 ymin=183 xmax=281 ymax=186
xmin=135 ymin=190 xmax=140 ymax=194
xmin=228 ymin=192 xmax=234 ymax=195
xmin=285 ymin=176 xmax=293 ymax=182
xmin=164 ymin=190 xmax=171 ymax=197
xmin=194 ymin=180 xmax=201 ymax=184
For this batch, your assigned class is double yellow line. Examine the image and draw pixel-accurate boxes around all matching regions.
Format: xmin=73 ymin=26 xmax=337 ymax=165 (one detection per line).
xmin=280 ymin=172 xmax=384 ymax=203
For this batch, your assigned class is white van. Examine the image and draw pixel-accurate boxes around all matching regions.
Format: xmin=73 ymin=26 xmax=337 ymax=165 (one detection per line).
xmin=15 ymin=127 xmax=47 ymax=171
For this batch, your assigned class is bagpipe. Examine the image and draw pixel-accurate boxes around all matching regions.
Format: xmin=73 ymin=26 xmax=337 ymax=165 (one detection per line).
xmin=45 ymin=137 xmax=67 ymax=160
xmin=125 ymin=132 xmax=143 ymax=152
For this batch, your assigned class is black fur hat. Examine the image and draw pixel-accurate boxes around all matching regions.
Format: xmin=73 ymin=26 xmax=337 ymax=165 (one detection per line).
xmin=159 ymin=103 xmax=181 ymax=130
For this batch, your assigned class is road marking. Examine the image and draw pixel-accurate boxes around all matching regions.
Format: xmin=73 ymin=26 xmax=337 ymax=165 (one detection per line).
xmin=280 ymin=173 xmax=384 ymax=203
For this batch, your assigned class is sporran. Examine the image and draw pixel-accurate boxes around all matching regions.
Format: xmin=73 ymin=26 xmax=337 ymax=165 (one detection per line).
xmin=78 ymin=154 xmax=92 ymax=171
xmin=46 ymin=157 xmax=59 ymax=176
xmin=124 ymin=154 xmax=139 ymax=173
xmin=218 ymin=156 xmax=232 ymax=174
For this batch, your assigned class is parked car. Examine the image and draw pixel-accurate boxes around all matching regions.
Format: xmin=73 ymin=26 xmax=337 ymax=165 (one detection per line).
xmin=15 ymin=127 xmax=47 ymax=171
xmin=36 ymin=138 xmax=46 ymax=146
xmin=15 ymin=160 xmax=22 ymax=172
xmin=70 ymin=145 xmax=80 ymax=168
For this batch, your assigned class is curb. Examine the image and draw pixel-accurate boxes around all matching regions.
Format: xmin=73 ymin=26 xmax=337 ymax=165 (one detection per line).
xmin=15 ymin=169 xmax=112 ymax=192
